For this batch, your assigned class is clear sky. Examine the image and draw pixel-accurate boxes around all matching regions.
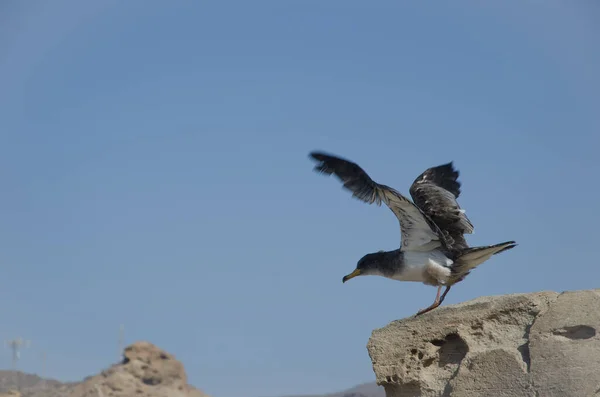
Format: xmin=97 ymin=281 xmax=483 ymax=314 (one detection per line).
xmin=1 ymin=1 xmax=599 ymax=397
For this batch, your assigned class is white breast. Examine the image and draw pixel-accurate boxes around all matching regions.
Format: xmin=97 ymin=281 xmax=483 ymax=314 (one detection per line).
xmin=390 ymin=250 xmax=453 ymax=285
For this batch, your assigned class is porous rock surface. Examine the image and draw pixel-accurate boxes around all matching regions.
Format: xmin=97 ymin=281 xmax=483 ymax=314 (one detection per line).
xmin=66 ymin=341 xmax=208 ymax=397
xmin=367 ymin=289 xmax=600 ymax=397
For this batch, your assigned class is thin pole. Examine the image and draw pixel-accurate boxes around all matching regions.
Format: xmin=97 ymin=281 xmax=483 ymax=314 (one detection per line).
xmin=41 ymin=351 xmax=47 ymax=389
xmin=5 ymin=337 xmax=30 ymax=391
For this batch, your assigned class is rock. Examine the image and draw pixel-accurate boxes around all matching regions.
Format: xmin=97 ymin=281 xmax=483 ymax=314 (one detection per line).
xmin=0 ymin=391 xmax=21 ymax=397
xmin=66 ymin=341 xmax=209 ymax=397
xmin=366 ymin=289 xmax=600 ymax=397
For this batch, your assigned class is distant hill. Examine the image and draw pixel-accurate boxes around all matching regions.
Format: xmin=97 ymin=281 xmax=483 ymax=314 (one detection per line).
xmin=0 ymin=370 xmax=72 ymax=397
xmin=0 ymin=341 xmax=208 ymax=397
xmin=275 ymin=382 xmax=385 ymax=397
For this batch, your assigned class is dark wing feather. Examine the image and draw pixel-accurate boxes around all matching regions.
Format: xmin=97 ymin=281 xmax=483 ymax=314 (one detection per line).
xmin=309 ymin=151 xmax=447 ymax=251
xmin=409 ymin=162 xmax=473 ymax=252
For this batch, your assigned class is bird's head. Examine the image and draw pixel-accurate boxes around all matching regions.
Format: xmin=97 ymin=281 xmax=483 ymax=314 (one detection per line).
xmin=342 ymin=250 xmax=386 ymax=283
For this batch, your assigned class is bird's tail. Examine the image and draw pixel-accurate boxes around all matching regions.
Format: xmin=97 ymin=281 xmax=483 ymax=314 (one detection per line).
xmin=452 ymin=240 xmax=517 ymax=277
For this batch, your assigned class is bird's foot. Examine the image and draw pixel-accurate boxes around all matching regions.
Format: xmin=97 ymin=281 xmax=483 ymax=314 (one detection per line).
xmin=414 ymin=302 xmax=441 ymax=317
xmin=414 ymin=285 xmax=444 ymax=317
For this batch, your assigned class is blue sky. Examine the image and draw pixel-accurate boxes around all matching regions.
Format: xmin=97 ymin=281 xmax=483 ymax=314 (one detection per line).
xmin=1 ymin=1 xmax=599 ymax=397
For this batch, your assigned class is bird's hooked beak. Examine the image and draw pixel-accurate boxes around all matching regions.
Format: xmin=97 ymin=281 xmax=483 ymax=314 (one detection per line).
xmin=342 ymin=268 xmax=362 ymax=283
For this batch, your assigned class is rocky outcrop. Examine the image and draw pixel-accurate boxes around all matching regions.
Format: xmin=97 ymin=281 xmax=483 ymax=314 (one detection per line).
xmin=367 ymin=289 xmax=600 ymax=397
xmin=0 ymin=342 xmax=208 ymax=397
xmin=67 ymin=341 xmax=208 ymax=397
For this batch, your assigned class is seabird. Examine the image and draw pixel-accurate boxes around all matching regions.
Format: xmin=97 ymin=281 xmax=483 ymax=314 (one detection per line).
xmin=309 ymin=151 xmax=517 ymax=316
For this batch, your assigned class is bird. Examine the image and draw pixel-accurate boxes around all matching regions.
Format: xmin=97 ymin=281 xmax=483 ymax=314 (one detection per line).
xmin=308 ymin=151 xmax=517 ymax=316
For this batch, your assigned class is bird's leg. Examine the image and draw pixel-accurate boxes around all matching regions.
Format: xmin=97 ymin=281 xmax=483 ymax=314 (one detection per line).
xmin=415 ymin=286 xmax=442 ymax=316
xmin=415 ymin=285 xmax=451 ymax=316
xmin=438 ymin=285 xmax=452 ymax=305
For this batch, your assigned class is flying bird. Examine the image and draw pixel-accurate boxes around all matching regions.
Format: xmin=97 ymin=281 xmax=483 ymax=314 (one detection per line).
xmin=309 ymin=151 xmax=516 ymax=316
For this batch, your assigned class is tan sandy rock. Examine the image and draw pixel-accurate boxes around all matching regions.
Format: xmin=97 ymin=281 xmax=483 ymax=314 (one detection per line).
xmin=67 ymin=341 xmax=208 ymax=397
xmin=367 ymin=289 xmax=600 ymax=397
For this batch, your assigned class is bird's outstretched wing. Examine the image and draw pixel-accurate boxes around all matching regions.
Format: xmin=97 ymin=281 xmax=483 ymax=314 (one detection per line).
xmin=409 ymin=162 xmax=473 ymax=252
xmin=309 ymin=151 xmax=445 ymax=252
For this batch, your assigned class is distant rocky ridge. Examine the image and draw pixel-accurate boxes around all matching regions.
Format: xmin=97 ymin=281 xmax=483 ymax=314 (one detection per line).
xmin=0 ymin=341 xmax=208 ymax=397
xmin=276 ymin=382 xmax=384 ymax=397
xmin=0 ymin=370 xmax=73 ymax=397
